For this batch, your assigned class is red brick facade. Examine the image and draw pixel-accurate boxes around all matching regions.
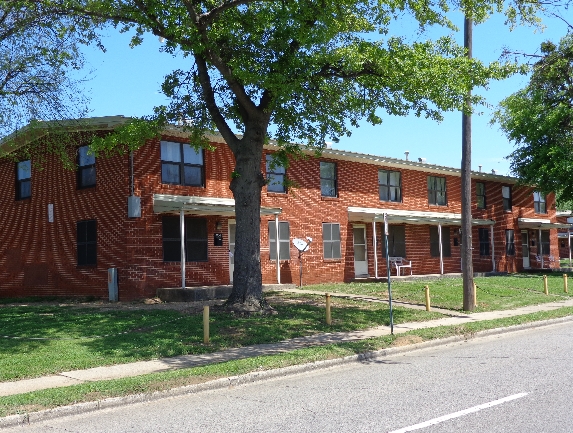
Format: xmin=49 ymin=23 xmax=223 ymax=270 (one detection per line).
xmin=0 ymin=118 xmax=566 ymax=300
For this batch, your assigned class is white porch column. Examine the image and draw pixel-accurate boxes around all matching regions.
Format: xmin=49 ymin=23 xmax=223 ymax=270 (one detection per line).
xmin=539 ymin=228 xmax=543 ymax=268
xmin=373 ymin=220 xmax=378 ymax=279
xmin=275 ymin=214 xmax=281 ymax=284
xmin=490 ymin=225 xmax=495 ymax=272
xmin=438 ymin=224 xmax=444 ymax=275
xmin=180 ymin=210 xmax=186 ymax=289
xmin=567 ymin=229 xmax=571 ymax=267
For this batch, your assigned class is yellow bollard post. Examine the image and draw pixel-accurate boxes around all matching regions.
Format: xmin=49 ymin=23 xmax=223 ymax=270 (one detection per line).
xmin=543 ymin=275 xmax=548 ymax=295
xmin=424 ymin=285 xmax=431 ymax=312
xmin=473 ymin=282 xmax=477 ymax=308
xmin=325 ymin=293 xmax=332 ymax=325
xmin=203 ymin=305 xmax=210 ymax=344
xmin=564 ymin=274 xmax=568 ymax=294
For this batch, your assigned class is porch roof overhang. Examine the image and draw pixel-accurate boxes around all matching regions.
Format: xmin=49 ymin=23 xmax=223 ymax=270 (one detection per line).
xmin=153 ymin=194 xmax=282 ymax=216
xmin=517 ymin=218 xmax=571 ymax=230
xmin=348 ymin=207 xmax=495 ymax=226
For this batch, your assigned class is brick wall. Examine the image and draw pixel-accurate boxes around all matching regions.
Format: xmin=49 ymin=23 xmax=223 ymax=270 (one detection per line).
xmin=0 ymin=132 xmax=563 ymax=300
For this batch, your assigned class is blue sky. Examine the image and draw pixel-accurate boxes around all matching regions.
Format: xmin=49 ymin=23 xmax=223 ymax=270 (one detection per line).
xmin=80 ymin=11 xmax=570 ymax=176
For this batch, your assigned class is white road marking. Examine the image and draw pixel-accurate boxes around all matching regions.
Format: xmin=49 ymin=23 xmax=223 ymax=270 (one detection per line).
xmin=388 ymin=392 xmax=528 ymax=433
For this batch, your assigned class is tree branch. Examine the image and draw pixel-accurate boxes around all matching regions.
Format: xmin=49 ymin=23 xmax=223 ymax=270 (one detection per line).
xmin=194 ymin=54 xmax=238 ymax=152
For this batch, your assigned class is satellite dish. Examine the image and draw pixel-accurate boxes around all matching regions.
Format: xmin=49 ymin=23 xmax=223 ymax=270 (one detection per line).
xmin=293 ymin=238 xmax=310 ymax=252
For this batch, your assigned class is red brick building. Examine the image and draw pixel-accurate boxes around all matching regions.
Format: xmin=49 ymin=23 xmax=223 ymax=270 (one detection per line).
xmin=0 ymin=116 xmax=568 ymax=300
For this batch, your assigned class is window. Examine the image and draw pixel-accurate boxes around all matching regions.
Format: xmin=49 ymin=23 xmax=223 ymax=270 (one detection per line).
xmin=320 ymin=162 xmax=337 ymax=197
xmin=269 ymin=221 xmax=290 ymax=260
xmin=266 ymin=155 xmax=286 ymax=193
xmin=77 ymin=146 xmax=96 ymax=188
xmin=77 ymin=220 xmax=97 ymax=266
xmin=379 ymin=170 xmax=401 ymax=202
xmin=533 ymin=191 xmax=546 ymax=214
xmin=429 ymin=226 xmax=451 ymax=257
xmin=16 ymin=160 xmax=31 ymax=200
xmin=162 ymin=216 xmax=208 ymax=262
xmin=476 ymin=182 xmax=486 ymax=209
xmin=323 ymin=223 xmax=341 ymax=259
xmin=502 ymin=186 xmax=512 ymax=211
xmin=539 ymin=230 xmax=550 ymax=255
xmin=427 ymin=176 xmax=447 ymax=206
xmin=506 ymin=230 xmax=515 ymax=256
xmin=161 ymin=141 xmax=204 ymax=186
xmin=479 ymin=228 xmax=490 ymax=256
xmin=381 ymin=225 xmax=406 ymax=257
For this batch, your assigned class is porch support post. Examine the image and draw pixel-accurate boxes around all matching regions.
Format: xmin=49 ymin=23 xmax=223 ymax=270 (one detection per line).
xmin=567 ymin=229 xmax=571 ymax=267
xmin=438 ymin=223 xmax=444 ymax=275
xmin=491 ymin=225 xmax=495 ymax=272
xmin=180 ymin=210 xmax=186 ymax=289
xmin=275 ymin=214 xmax=281 ymax=284
xmin=373 ymin=220 xmax=378 ymax=279
xmin=539 ymin=228 xmax=543 ymax=268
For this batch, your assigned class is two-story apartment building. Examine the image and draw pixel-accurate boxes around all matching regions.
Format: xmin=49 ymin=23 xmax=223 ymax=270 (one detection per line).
xmin=0 ymin=116 xmax=568 ymax=300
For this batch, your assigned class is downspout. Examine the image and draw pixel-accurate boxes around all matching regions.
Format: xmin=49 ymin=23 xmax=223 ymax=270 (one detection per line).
xmin=180 ymin=210 xmax=186 ymax=289
xmin=438 ymin=224 xmax=444 ymax=275
xmin=373 ymin=220 xmax=378 ymax=279
xmin=275 ymin=215 xmax=280 ymax=284
xmin=130 ymin=151 xmax=135 ymax=196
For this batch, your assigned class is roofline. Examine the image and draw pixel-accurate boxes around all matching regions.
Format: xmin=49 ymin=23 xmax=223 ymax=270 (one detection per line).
xmin=2 ymin=116 xmax=517 ymax=183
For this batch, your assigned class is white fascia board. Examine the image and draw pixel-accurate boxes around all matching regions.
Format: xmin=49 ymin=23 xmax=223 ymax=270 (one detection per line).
xmin=153 ymin=194 xmax=281 ymax=216
xmin=348 ymin=206 xmax=495 ymax=226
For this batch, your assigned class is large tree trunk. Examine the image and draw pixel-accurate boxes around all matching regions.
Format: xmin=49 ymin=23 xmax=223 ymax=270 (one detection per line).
xmin=226 ymin=122 xmax=268 ymax=312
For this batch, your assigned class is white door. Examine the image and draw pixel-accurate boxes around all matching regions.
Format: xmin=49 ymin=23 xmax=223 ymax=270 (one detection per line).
xmin=229 ymin=220 xmax=236 ymax=283
xmin=521 ymin=230 xmax=530 ymax=268
xmin=353 ymin=225 xmax=368 ymax=277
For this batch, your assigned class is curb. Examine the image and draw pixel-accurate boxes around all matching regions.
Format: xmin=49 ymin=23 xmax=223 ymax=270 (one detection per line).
xmin=2 ymin=314 xmax=573 ymax=429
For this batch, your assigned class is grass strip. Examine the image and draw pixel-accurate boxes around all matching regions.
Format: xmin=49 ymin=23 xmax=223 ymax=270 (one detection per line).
xmin=0 ymin=293 xmax=443 ymax=381
xmin=2 ymin=306 xmax=573 ymax=418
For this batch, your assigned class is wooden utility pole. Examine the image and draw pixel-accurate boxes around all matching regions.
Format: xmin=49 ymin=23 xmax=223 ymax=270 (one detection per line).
xmin=461 ymin=16 xmax=475 ymax=311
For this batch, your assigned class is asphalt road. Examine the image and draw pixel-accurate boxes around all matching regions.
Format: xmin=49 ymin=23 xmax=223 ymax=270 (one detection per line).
xmin=6 ymin=321 xmax=573 ymax=432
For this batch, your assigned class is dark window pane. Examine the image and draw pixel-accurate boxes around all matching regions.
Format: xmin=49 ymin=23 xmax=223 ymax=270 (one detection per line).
xmin=187 ymin=240 xmax=208 ymax=261
xmin=78 ymin=146 xmax=95 ymax=166
xmin=183 ymin=144 xmax=203 ymax=164
xmin=186 ymin=218 xmax=208 ymax=239
xmin=161 ymin=141 xmax=181 ymax=162
xmin=17 ymin=160 xmax=31 ymax=180
xmin=77 ymin=220 xmax=97 ymax=265
xmin=85 ymin=220 xmax=97 ymax=242
xmin=184 ymin=166 xmax=203 ymax=186
xmin=162 ymin=163 xmax=181 ymax=184
xmin=19 ymin=180 xmax=31 ymax=199
xmin=163 ymin=216 xmax=180 ymax=239
xmin=163 ymin=240 xmax=181 ymax=262
xmin=81 ymin=167 xmax=96 ymax=187
xmin=321 ymin=180 xmax=336 ymax=197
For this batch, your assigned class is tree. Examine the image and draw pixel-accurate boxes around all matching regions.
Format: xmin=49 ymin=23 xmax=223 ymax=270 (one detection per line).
xmin=495 ymin=32 xmax=573 ymax=204
xmin=0 ymin=1 xmax=93 ymax=141
xmin=62 ymin=0 xmax=523 ymax=312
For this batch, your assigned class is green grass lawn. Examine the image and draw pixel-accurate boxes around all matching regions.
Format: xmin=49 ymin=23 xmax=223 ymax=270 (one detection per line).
xmin=0 ymin=292 xmax=442 ymax=382
xmin=300 ymin=273 xmax=573 ymax=312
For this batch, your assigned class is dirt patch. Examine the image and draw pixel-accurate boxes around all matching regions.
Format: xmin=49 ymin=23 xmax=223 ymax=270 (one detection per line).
xmin=391 ymin=335 xmax=423 ymax=347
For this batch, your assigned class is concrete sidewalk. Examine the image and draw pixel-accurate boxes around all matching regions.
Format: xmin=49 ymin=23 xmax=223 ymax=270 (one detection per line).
xmin=3 ymin=296 xmax=573 ymax=398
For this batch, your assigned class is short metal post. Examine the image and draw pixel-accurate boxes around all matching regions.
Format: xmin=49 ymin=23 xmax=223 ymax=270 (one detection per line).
xmin=203 ymin=305 xmax=210 ymax=344
xmin=564 ymin=274 xmax=568 ymax=294
xmin=543 ymin=275 xmax=548 ymax=295
xmin=473 ymin=282 xmax=477 ymax=308
xmin=325 ymin=293 xmax=332 ymax=325
xmin=424 ymin=285 xmax=431 ymax=312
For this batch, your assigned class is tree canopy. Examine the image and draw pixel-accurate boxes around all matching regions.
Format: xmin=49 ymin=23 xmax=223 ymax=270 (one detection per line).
xmin=0 ymin=2 xmax=96 ymax=139
xmin=495 ymin=32 xmax=573 ymax=204
xmin=48 ymin=0 xmax=539 ymax=310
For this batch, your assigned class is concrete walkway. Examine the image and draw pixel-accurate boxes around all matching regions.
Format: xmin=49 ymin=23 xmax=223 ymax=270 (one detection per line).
xmin=3 ymin=296 xmax=573 ymax=398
